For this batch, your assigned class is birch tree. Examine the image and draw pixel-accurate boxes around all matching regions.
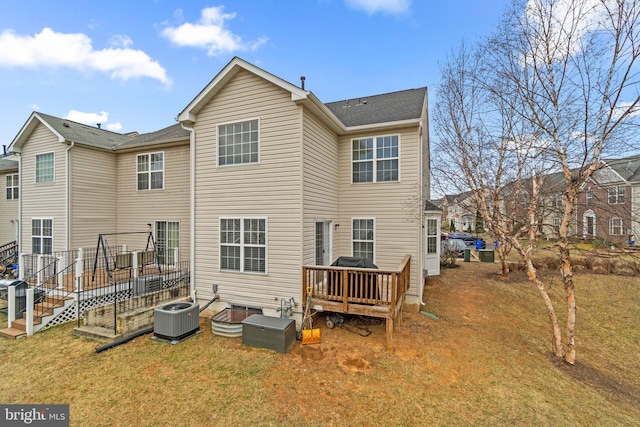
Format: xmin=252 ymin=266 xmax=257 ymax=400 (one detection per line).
xmin=434 ymin=0 xmax=640 ymax=364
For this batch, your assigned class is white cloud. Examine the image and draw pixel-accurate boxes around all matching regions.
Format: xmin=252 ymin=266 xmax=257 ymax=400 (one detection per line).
xmin=64 ymin=110 xmax=109 ymax=125
xmin=161 ymin=6 xmax=268 ymax=56
xmin=29 ymin=103 xmax=40 ymax=111
xmin=109 ymin=34 xmax=133 ymax=48
xmin=524 ymin=0 xmax=604 ymax=62
xmin=612 ymin=101 xmax=640 ymax=120
xmin=344 ymin=0 xmax=410 ymax=15
xmin=63 ymin=110 xmax=123 ymax=131
xmin=105 ymin=122 xmax=123 ymax=131
xmin=0 ymin=28 xmax=170 ymax=84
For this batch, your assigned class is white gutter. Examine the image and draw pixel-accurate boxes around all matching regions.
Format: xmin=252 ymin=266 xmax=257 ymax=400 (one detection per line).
xmin=181 ymin=123 xmax=196 ymax=302
xmin=65 ymin=142 xmax=75 ymax=251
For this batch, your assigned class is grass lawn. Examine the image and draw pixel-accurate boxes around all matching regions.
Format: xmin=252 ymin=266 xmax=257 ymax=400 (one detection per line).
xmin=0 ymin=262 xmax=638 ymax=426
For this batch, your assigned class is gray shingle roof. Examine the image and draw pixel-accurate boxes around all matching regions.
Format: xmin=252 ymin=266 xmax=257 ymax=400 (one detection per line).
xmin=0 ymin=158 xmax=18 ymax=172
xmin=36 ymin=113 xmax=132 ymax=150
xmin=114 ymin=124 xmax=190 ymax=149
xmin=32 ymin=113 xmax=189 ymax=151
xmin=324 ymin=87 xmax=426 ymax=127
xmin=424 ymin=200 xmax=441 ymax=211
xmin=602 ymin=154 xmax=640 ymax=183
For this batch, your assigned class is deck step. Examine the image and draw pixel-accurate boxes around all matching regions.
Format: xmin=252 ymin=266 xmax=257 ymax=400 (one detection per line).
xmin=10 ymin=317 xmax=42 ymax=332
xmin=0 ymin=327 xmax=25 ymax=340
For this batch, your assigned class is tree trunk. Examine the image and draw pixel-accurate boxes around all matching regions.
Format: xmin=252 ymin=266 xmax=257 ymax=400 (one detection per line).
xmin=558 ymin=243 xmax=577 ymax=364
xmin=525 ymin=258 xmax=564 ymax=357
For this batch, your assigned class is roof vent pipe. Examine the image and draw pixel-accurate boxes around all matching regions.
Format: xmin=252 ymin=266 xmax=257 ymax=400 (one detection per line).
xmin=300 ymin=76 xmax=305 ymax=90
xmin=97 ymin=123 xmax=101 ymax=129
xmin=2 ymin=145 xmax=6 ymax=156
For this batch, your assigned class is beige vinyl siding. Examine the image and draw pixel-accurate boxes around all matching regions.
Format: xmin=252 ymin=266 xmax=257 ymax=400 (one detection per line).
xmin=302 ymin=109 xmax=339 ymax=265
xmin=69 ymin=146 xmax=117 ymax=249
xmin=116 ymin=144 xmax=190 ymax=259
xmin=0 ymin=171 xmax=19 ymax=244
xmin=337 ymin=125 xmax=422 ymax=296
xmin=192 ymin=69 xmax=303 ymax=308
xmin=19 ymin=123 xmax=66 ymax=252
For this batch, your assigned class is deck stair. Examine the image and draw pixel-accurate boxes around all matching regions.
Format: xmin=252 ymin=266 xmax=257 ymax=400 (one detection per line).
xmin=0 ymin=295 xmax=74 ymax=340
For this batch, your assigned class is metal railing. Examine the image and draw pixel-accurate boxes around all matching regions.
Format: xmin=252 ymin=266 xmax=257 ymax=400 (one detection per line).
xmin=77 ymin=258 xmax=190 ymax=334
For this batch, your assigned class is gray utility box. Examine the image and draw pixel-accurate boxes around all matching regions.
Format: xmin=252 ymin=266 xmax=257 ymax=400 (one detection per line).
xmin=241 ymin=314 xmax=296 ymax=353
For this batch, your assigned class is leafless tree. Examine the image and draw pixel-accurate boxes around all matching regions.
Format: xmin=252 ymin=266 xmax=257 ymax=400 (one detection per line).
xmin=434 ymin=0 xmax=640 ymax=365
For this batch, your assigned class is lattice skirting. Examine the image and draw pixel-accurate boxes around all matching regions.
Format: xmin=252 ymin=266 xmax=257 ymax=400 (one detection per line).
xmin=41 ymin=277 xmax=188 ymax=331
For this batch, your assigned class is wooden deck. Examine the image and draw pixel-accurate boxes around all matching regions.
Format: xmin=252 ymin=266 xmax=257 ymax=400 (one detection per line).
xmin=302 ymin=255 xmax=411 ymax=350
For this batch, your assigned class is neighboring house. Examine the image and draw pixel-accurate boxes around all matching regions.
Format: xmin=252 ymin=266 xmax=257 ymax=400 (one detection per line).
xmin=442 ymin=191 xmax=477 ymax=232
xmin=0 ymin=157 xmax=19 ymax=244
xmin=7 ymin=113 xmax=190 ymax=260
xmin=6 ymin=57 xmax=438 ymax=321
xmin=576 ymin=155 xmax=640 ymax=244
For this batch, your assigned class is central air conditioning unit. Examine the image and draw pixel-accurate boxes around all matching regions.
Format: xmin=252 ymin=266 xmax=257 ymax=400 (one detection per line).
xmin=153 ymin=302 xmax=200 ymax=344
xmin=133 ymin=274 xmax=162 ymax=296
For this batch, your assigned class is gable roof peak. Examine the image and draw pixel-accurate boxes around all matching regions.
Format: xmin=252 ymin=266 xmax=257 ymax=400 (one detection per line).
xmin=177 ymin=56 xmax=309 ymax=124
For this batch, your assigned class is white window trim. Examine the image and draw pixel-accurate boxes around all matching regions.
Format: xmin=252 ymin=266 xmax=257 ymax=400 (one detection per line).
xmin=609 ymin=216 xmax=624 ymax=235
xmin=216 ymin=117 xmax=261 ymax=168
xmin=351 ymin=217 xmax=375 ymax=262
xmin=6 ymin=173 xmax=18 ymax=200
xmin=137 ymin=152 xmax=165 ymax=191
xmin=32 ymin=217 xmax=53 ymax=255
xmin=583 ymin=210 xmax=596 ymax=237
xmin=35 ymin=151 xmax=55 ymax=183
xmin=608 ymin=186 xmax=626 ymax=204
xmin=314 ymin=220 xmax=333 ymax=266
xmin=155 ymin=220 xmax=180 ymax=264
xmin=351 ymin=134 xmax=401 ymax=184
xmin=426 ymin=218 xmax=439 ymax=255
xmin=219 ymin=217 xmax=268 ymax=274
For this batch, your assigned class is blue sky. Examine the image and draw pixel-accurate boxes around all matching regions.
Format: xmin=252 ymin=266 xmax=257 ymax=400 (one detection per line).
xmin=0 ymin=0 xmax=507 ymax=145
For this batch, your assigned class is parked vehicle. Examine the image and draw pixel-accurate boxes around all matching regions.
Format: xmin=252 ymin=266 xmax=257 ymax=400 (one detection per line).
xmin=441 ymin=238 xmax=467 ymax=257
xmin=447 ymin=232 xmax=486 ymax=249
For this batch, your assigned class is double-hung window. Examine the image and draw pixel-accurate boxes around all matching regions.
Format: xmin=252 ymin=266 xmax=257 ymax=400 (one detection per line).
xmin=32 ymin=218 xmax=53 ymax=254
xmin=608 ymin=186 xmax=626 ymax=204
xmin=220 ymin=218 xmax=266 ymax=273
xmin=35 ymin=152 xmax=54 ymax=182
xmin=218 ymin=119 xmax=259 ymax=166
xmin=352 ymin=135 xmax=399 ymax=183
xmin=137 ymin=152 xmax=164 ymax=190
xmin=609 ymin=217 xmax=623 ymax=235
xmin=6 ymin=174 xmax=18 ymax=199
xmin=352 ymin=218 xmax=374 ymax=261
xmin=426 ymin=219 xmax=438 ymax=254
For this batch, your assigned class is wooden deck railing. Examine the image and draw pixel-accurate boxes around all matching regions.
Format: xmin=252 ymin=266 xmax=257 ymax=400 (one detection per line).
xmin=302 ymin=255 xmax=411 ymax=349
xmin=302 ymin=255 xmax=411 ymax=309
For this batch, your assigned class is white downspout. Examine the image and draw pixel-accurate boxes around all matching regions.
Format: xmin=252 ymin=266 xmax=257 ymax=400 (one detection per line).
xmin=181 ymin=123 xmax=196 ymax=303
xmin=418 ymin=122 xmax=426 ymax=306
xmin=16 ymin=153 xmax=22 ymax=253
xmin=65 ymin=142 xmax=75 ymax=251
